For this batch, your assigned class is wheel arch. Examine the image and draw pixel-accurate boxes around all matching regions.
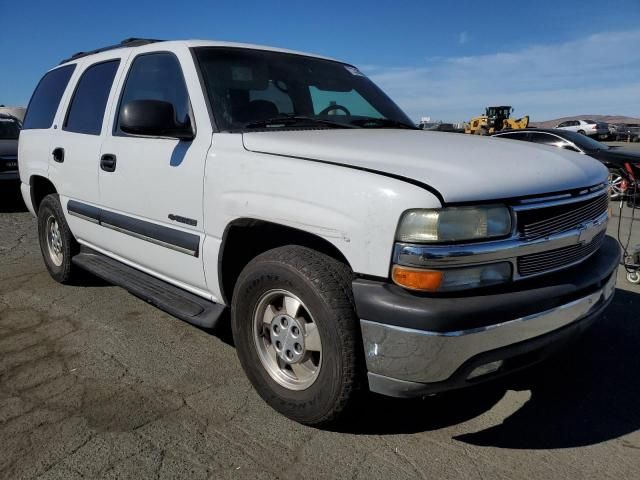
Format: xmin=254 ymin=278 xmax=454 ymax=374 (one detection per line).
xmin=218 ymin=218 xmax=353 ymax=305
xmin=29 ymin=175 xmax=58 ymax=214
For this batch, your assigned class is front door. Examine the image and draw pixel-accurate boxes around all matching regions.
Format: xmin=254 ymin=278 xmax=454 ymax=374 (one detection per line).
xmin=98 ymin=51 xmax=211 ymax=293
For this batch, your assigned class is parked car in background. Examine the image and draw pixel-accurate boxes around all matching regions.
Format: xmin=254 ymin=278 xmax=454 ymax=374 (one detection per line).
xmin=613 ymin=123 xmax=640 ymax=142
xmin=555 ymin=119 xmax=609 ymax=138
xmin=0 ymin=113 xmax=21 ymax=183
xmin=493 ymin=128 xmax=640 ymax=200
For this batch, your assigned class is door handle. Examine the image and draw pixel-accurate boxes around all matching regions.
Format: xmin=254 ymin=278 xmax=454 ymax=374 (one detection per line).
xmin=52 ymin=147 xmax=65 ymax=163
xmin=100 ymin=154 xmax=117 ymax=172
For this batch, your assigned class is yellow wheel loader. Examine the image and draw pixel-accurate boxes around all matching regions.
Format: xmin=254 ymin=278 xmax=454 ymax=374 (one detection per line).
xmin=464 ymin=106 xmax=529 ymax=135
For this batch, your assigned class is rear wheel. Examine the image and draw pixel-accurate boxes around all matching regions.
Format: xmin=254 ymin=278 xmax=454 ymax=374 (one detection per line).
xmin=627 ymin=271 xmax=640 ymax=284
xmin=37 ymin=194 xmax=80 ymax=283
xmin=231 ymin=246 xmax=362 ymax=425
xmin=578 ymin=129 xmax=586 ymax=135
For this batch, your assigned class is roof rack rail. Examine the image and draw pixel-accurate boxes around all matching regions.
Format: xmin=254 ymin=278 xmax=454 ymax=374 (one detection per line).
xmin=59 ymin=38 xmax=164 ymax=65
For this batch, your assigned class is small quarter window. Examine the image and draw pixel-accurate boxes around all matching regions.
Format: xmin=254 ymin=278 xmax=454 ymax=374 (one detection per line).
xmin=64 ymin=60 xmax=120 ymax=135
xmin=23 ymin=64 xmax=76 ymax=130
xmin=116 ymin=53 xmax=191 ymax=134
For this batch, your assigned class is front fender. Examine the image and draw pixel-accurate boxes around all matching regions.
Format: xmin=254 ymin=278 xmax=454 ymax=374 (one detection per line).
xmin=202 ymin=134 xmax=441 ymax=298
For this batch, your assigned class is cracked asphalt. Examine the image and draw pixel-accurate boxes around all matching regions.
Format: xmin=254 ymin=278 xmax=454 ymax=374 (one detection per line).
xmin=1 ymin=182 xmax=640 ymax=479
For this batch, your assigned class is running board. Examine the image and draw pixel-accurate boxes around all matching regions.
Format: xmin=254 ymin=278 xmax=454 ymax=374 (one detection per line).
xmin=72 ymin=249 xmax=225 ymax=329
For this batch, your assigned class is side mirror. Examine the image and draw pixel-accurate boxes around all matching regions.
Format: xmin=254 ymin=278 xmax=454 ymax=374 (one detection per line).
xmin=120 ymin=100 xmax=194 ymax=140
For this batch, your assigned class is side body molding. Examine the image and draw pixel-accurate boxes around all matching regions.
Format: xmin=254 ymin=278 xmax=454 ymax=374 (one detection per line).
xmin=67 ymin=200 xmax=200 ymax=257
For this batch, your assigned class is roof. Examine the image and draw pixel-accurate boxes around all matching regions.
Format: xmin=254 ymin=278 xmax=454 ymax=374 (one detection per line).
xmin=59 ymin=38 xmax=340 ymax=65
xmin=59 ymin=38 xmax=163 ymax=64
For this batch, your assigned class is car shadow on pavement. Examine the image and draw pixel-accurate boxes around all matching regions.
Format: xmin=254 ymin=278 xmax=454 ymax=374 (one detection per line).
xmin=338 ymin=288 xmax=640 ymax=449
xmin=0 ymin=184 xmax=27 ymax=213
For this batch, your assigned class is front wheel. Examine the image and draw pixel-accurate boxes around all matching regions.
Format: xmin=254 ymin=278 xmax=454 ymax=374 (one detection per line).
xmin=231 ymin=246 xmax=363 ymax=425
xmin=627 ymin=271 xmax=640 ymax=284
xmin=608 ymin=169 xmax=627 ymax=201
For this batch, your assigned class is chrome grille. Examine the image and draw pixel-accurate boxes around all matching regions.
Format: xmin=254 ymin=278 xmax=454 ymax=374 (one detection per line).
xmin=518 ymin=231 xmax=606 ymax=277
xmin=517 ymin=193 xmax=609 ymax=241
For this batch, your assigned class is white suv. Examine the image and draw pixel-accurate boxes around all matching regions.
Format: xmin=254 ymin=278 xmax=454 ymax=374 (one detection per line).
xmin=556 ymin=119 xmax=609 ymax=137
xmin=19 ymin=38 xmax=619 ymax=425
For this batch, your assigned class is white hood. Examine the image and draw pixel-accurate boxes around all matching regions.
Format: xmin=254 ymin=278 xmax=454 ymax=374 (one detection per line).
xmin=242 ymin=130 xmax=607 ymax=203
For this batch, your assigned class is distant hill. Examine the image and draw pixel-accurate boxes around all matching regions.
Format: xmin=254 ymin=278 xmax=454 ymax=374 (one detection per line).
xmin=532 ymin=115 xmax=640 ymax=128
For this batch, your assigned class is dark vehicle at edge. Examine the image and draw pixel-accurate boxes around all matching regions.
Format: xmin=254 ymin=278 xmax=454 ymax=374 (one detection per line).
xmin=493 ymin=128 xmax=640 ymax=201
xmin=0 ymin=113 xmax=21 ymax=183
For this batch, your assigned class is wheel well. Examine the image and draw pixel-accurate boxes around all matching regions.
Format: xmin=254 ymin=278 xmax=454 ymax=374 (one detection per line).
xmin=219 ymin=219 xmax=352 ymax=304
xmin=30 ymin=176 xmax=57 ymax=214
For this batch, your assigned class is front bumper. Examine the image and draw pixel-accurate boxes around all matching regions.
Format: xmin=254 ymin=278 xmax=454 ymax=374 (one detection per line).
xmin=355 ymin=235 xmax=620 ymax=398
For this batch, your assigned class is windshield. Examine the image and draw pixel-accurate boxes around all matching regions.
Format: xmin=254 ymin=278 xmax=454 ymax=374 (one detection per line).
xmin=559 ymin=130 xmax=608 ymax=151
xmin=0 ymin=118 xmax=21 ymax=139
xmin=193 ymin=47 xmax=414 ymax=131
xmin=486 ymin=107 xmax=510 ymax=118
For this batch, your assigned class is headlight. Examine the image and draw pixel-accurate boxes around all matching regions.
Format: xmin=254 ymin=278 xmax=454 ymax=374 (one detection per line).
xmin=396 ymin=206 xmax=512 ymax=243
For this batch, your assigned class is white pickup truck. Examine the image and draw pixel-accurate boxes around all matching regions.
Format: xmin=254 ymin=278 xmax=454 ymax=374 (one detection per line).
xmin=18 ymin=38 xmax=619 ymax=425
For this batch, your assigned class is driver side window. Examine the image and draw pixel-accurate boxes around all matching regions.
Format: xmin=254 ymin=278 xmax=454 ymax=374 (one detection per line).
xmin=309 ymin=86 xmax=383 ymax=118
xmin=115 ymin=53 xmax=191 ymax=134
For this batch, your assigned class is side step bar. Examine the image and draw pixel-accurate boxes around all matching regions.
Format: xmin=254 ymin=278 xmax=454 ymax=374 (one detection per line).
xmin=72 ymin=248 xmax=225 ymax=329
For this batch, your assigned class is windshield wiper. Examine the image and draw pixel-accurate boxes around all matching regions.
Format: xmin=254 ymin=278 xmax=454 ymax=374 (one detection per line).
xmin=350 ymin=118 xmax=418 ymax=130
xmin=243 ymin=115 xmax=358 ymax=130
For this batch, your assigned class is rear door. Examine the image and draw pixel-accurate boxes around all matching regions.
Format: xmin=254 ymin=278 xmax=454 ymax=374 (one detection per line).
xmin=49 ymin=55 xmax=125 ymax=241
xmin=19 ymin=64 xmax=76 ymax=194
xmin=98 ymin=48 xmax=212 ymax=293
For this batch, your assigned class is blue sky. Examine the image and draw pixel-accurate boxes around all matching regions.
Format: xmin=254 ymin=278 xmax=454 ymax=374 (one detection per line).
xmin=2 ymin=0 xmax=639 ymax=122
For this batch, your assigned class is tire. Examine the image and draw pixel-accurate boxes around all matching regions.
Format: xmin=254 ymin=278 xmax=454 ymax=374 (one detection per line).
xmin=608 ymin=168 xmax=627 ymax=201
xmin=478 ymin=127 xmax=489 ymax=136
xmin=578 ymin=130 xmax=586 ymax=135
xmin=37 ymin=194 xmax=80 ymax=283
xmin=231 ymin=245 xmax=363 ymax=425
xmin=627 ymin=271 xmax=640 ymax=284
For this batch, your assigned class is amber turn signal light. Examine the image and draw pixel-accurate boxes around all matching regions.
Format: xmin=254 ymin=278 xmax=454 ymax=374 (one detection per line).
xmin=392 ymin=265 xmax=443 ymax=292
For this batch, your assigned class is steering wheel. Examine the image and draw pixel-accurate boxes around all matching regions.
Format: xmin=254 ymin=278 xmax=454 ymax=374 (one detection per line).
xmin=318 ymin=104 xmax=351 ymax=116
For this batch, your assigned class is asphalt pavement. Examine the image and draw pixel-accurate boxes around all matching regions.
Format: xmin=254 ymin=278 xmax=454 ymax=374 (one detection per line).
xmin=1 ymin=176 xmax=639 ymax=479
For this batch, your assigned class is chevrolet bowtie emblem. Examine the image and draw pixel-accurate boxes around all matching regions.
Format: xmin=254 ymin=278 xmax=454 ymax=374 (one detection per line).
xmin=577 ymin=220 xmax=600 ymax=245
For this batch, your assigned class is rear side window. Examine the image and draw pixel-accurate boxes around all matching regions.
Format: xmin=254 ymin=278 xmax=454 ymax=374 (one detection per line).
xmin=64 ymin=60 xmax=120 ymax=135
xmin=115 ymin=53 xmax=190 ymax=134
xmin=23 ymin=64 xmax=76 ymax=130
